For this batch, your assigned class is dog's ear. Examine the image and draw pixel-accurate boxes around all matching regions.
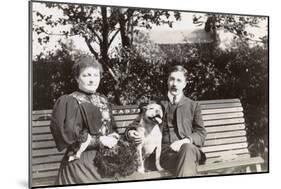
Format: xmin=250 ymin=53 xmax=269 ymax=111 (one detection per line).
xmin=148 ymin=100 xmax=164 ymax=112
xmin=139 ymin=103 xmax=148 ymax=113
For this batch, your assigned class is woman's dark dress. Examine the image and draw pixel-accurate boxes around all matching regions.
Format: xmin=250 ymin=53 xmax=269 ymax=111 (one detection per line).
xmin=50 ymin=91 xmax=117 ymax=185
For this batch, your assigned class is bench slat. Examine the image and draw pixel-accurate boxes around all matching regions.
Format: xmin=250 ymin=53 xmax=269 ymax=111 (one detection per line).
xmin=33 ymin=114 xmax=52 ymax=121
xmin=32 ymin=155 xmax=63 ymax=165
xmin=33 ymin=148 xmax=65 ymax=157
xmin=32 ymin=170 xmax=58 ymax=179
xmin=116 ymin=120 xmax=134 ymax=128
xmin=112 ymin=108 xmax=140 ymax=115
xmin=33 ymin=163 xmax=61 ymax=172
xmin=204 ymin=154 xmax=250 ymax=164
xmin=114 ymin=114 xmax=139 ymax=121
xmin=32 ymin=120 xmax=51 ymax=127
xmin=201 ymin=142 xmax=247 ymax=153
xmin=200 ymin=103 xmax=241 ymax=110
xmin=202 ymin=112 xmax=243 ymax=121
xmin=32 ymin=140 xmax=56 ymax=149
xmin=32 ymin=134 xmax=54 ymax=141
xmin=32 ymin=178 xmax=56 ymax=187
xmin=206 ymin=130 xmax=246 ymax=140
xmin=205 ymin=124 xmax=245 ymax=133
xmin=205 ymin=148 xmax=249 ymax=158
xmin=204 ymin=118 xmax=244 ymax=126
xmin=201 ymin=107 xmax=243 ymax=115
xmin=199 ymin=99 xmax=240 ymax=104
xmin=112 ymin=105 xmax=139 ymax=110
xmin=32 ymin=109 xmax=53 ymax=115
xmin=33 ymin=126 xmax=51 ymax=134
xmin=204 ymin=137 xmax=247 ymax=146
xmin=197 ymin=156 xmax=264 ymax=172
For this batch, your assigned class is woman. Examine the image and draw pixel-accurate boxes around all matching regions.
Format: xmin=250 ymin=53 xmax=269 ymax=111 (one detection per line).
xmin=50 ymin=55 xmax=119 ymax=185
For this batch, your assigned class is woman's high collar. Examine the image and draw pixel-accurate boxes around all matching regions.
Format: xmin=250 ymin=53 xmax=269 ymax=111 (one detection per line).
xmin=77 ymin=88 xmax=95 ymax=96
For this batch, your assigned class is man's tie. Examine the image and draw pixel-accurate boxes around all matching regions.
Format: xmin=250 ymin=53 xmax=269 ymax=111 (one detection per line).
xmin=173 ymin=96 xmax=177 ymax=105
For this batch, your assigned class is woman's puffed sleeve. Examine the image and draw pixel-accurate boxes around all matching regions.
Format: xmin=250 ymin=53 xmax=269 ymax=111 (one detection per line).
xmin=50 ymin=95 xmax=87 ymax=152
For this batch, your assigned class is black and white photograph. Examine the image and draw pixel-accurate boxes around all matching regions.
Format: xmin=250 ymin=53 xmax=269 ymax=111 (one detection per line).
xmin=29 ymin=0 xmax=269 ymax=188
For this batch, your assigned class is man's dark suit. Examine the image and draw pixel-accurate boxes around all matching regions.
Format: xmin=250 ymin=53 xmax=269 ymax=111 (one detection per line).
xmin=159 ymin=95 xmax=207 ymax=176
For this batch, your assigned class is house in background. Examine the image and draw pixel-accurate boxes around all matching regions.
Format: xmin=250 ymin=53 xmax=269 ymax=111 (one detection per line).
xmin=149 ymin=28 xmax=214 ymax=44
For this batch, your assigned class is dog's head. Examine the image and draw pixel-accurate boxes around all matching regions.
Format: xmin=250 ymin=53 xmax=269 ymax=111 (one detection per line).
xmin=141 ymin=103 xmax=163 ymax=125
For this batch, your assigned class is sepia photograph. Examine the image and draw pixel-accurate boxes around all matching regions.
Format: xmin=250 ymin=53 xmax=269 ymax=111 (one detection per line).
xmin=29 ymin=0 xmax=269 ymax=188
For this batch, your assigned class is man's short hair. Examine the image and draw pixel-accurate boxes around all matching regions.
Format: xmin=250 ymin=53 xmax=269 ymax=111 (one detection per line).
xmin=168 ymin=65 xmax=188 ymax=81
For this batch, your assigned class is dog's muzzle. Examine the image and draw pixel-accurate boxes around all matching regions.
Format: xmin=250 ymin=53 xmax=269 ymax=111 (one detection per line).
xmin=149 ymin=114 xmax=162 ymax=124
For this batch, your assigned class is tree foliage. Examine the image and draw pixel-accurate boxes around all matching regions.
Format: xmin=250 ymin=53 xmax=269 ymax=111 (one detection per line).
xmin=33 ymin=2 xmax=181 ymax=103
xmin=193 ymin=14 xmax=267 ymax=47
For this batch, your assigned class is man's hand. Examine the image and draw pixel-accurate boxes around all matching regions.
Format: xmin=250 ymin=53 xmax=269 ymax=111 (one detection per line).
xmin=128 ymin=130 xmax=143 ymax=144
xmin=170 ymin=138 xmax=191 ymax=152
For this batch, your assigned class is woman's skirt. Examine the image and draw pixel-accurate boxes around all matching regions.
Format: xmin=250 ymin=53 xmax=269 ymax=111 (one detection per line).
xmin=56 ymin=149 xmax=115 ymax=185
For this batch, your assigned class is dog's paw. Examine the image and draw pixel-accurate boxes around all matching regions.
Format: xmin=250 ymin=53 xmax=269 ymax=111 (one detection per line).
xmin=137 ymin=167 xmax=145 ymax=174
xmin=68 ymin=156 xmax=76 ymax=162
xmin=156 ymin=165 xmax=164 ymax=172
xmin=68 ymin=154 xmax=80 ymax=162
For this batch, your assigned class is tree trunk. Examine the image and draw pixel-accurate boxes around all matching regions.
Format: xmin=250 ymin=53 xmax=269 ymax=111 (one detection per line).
xmin=100 ymin=7 xmax=123 ymax=105
xmin=101 ymin=7 xmax=109 ymax=64
xmin=118 ymin=9 xmax=131 ymax=48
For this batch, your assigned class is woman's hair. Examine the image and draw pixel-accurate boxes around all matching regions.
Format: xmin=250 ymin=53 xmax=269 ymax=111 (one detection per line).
xmin=72 ymin=55 xmax=103 ymax=79
xmin=168 ymin=65 xmax=188 ymax=81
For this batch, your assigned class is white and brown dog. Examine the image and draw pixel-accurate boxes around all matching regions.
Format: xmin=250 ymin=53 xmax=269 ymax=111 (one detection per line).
xmin=136 ymin=103 xmax=164 ymax=173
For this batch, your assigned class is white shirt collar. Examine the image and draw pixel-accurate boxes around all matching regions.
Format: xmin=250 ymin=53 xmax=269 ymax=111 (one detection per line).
xmin=168 ymin=91 xmax=183 ymax=104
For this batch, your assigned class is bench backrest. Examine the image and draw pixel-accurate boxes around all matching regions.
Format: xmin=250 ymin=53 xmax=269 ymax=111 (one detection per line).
xmin=31 ymin=99 xmax=250 ymax=186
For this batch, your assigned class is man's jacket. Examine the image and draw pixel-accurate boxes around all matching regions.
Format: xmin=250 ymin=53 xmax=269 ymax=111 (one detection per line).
xmin=159 ymin=95 xmax=207 ymax=147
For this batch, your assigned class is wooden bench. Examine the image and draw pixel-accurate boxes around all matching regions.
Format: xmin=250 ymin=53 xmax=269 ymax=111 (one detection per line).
xmin=30 ymin=99 xmax=264 ymax=187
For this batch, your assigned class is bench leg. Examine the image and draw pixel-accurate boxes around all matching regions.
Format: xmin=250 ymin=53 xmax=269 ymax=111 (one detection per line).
xmin=256 ymin=164 xmax=262 ymax=172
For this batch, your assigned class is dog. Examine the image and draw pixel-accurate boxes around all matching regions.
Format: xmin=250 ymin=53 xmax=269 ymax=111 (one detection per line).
xmin=136 ymin=103 xmax=164 ymax=173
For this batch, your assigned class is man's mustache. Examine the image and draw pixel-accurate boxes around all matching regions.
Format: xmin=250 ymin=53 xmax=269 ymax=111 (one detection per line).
xmin=170 ymin=86 xmax=178 ymax=91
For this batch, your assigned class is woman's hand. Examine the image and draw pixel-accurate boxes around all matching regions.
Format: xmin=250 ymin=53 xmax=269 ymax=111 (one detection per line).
xmin=107 ymin=132 xmax=120 ymax=140
xmin=99 ymin=135 xmax=118 ymax=148
xmin=128 ymin=130 xmax=143 ymax=144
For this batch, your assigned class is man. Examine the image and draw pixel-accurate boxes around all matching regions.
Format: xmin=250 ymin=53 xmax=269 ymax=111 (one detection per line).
xmin=126 ymin=65 xmax=207 ymax=177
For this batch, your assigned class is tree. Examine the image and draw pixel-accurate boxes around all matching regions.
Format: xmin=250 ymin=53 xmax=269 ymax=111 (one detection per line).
xmin=100 ymin=32 xmax=167 ymax=105
xmin=33 ymin=1 xmax=181 ymax=104
xmin=193 ymin=14 xmax=267 ymax=49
